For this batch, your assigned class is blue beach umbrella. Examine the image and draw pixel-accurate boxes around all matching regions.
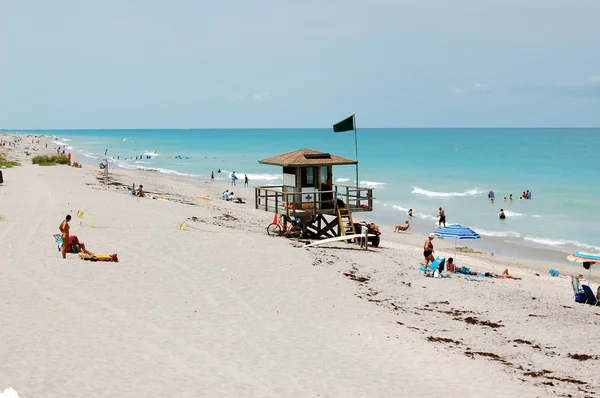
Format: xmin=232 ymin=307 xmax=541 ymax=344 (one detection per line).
xmin=433 ymin=224 xmax=481 ymax=264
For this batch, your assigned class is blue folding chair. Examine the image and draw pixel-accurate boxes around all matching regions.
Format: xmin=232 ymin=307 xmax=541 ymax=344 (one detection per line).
xmin=581 ymin=285 xmax=600 ymax=306
xmin=419 ymin=256 xmax=445 ymax=275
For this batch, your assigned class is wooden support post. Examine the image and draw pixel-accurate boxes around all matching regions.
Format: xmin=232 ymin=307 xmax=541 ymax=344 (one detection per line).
xmin=264 ymin=190 xmax=268 ymax=212
xmin=275 ymin=192 xmax=278 ymax=215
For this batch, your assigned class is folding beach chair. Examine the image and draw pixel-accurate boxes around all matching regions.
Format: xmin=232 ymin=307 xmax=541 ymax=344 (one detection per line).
xmin=571 ymin=276 xmax=586 ymax=303
xmin=419 ymin=256 xmax=445 ymax=276
xmin=581 ymin=285 xmax=600 ymax=306
xmin=53 ymin=234 xmax=78 ymax=253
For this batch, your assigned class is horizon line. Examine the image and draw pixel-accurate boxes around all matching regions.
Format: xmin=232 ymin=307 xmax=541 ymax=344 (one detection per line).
xmin=3 ymin=126 xmax=600 ymax=131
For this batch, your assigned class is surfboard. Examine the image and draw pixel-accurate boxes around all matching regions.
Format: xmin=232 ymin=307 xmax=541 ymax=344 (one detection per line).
xmin=195 ymin=195 xmax=213 ymax=201
xmin=305 ymin=234 xmax=376 ymax=247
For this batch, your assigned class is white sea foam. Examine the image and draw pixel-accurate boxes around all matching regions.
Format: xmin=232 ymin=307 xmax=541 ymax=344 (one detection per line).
xmin=360 ymin=180 xmax=386 ymax=187
xmin=336 ymin=178 xmax=351 ymax=183
xmin=389 ymin=205 xmax=436 ymax=220
xmin=502 ymin=210 xmax=524 ymax=217
xmin=144 ymin=151 xmax=159 ymax=157
xmin=245 ymin=173 xmax=281 ymax=181
xmin=474 ymin=229 xmax=522 ymax=238
xmin=411 ymin=186 xmax=485 ymax=198
xmin=82 ymin=153 xmax=100 ymax=159
xmin=523 ymin=236 xmax=600 ymax=251
xmin=0 ymin=387 xmax=20 ymax=398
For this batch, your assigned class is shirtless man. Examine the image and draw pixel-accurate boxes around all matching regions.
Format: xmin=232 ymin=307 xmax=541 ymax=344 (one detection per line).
xmin=394 ymin=220 xmax=410 ymax=232
xmin=438 ymin=207 xmax=446 ymax=227
xmin=59 ymin=215 xmax=72 ymax=259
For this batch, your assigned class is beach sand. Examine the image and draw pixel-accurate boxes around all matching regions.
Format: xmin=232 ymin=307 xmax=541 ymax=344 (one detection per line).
xmin=1 ymin=133 xmax=599 ymax=397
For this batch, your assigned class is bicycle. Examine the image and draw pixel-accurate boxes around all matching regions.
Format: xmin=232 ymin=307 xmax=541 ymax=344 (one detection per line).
xmin=267 ymin=214 xmax=304 ymax=238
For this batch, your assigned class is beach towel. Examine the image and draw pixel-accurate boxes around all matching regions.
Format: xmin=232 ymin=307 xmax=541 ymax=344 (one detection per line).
xmin=78 ymin=252 xmax=119 ymax=262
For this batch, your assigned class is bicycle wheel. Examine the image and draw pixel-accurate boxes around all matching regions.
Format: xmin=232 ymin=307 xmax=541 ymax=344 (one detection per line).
xmin=287 ymin=226 xmax=303 ymax=239
xmin=267 ymin=223 xmax=282 ymax=236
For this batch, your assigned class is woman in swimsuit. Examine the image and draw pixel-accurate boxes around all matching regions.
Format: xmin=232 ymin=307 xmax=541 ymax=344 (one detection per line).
xmin=423 ymin=234 xmax=435 ymax=266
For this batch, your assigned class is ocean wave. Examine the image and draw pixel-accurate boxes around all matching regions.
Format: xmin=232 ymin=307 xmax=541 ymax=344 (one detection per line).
xmin=503 ymin=210 xmax=524 ymax=217
xmin=245 ymin=173 xmax=281 ymax=181
xmin=389 ymin=204 xmax=437 ymax=220
xmin=523 ymin=236 xmax=600 ymax=251
xmin=474 ymin=228 xmax=522 ymax=238
xmin=336 ymin=178 xmax=351 ymax=183
xmin=116 ymin=163 xmax=199 ymax=178
xmin=144 ymin=151 xmax=159 ymax=157
xmin=360 ymin=180 xmax=386 ymax=187
xmin=412 ymin=186 xmax=485 ymax=198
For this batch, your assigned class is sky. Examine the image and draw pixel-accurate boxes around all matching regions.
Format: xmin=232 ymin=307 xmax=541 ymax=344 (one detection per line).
xmin=1 ymin=0 xmax=599 ymax=129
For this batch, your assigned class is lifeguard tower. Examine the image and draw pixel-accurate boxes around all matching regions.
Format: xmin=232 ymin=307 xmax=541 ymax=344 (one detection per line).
xmin=254 ymin=148 xmax=374 ymax=239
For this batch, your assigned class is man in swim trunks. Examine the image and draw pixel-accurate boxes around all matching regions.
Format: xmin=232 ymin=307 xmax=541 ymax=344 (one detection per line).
xmin=438 ymin=207 xmax=446 ymax=227
xmin=423 ymin=234 xmax=435 ymax=266
xmin=394 ymin=220 xmax=410 ymax=232
xmin=499 ymin=209 xmax=506 ymax=219
xmin=59 ymin=214 xmax=71 ymax=259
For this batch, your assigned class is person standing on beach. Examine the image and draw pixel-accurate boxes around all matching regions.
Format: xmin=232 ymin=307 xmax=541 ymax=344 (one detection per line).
xmin=59 ymin=215 xmax=72 ymax=259
xmin=423 ymin=234 xmax=435 ymax=266
xmin=231 ymin=171 xmax=236 ymax=186
xmin=244 ymin=174 xmax=248 ymax=187
xmin=438 ymin=207 xmax=446 ymax=227
xmin=211 ymin=171 xmax=214 ymax=182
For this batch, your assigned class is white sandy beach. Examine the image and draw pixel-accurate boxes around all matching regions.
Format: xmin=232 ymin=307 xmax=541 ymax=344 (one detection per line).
xmin=1 ymin=133 xmax=599 ymax=397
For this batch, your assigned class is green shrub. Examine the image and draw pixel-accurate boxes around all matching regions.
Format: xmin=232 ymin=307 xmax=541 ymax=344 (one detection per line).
xmin=0 ymin=154 xmax=20 ymax=168
xmin=32 ymin=154 xmax=70 ymax=166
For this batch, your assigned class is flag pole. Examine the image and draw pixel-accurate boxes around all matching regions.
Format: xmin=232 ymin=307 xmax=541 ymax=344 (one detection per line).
xmin=353 ymin=113 xmax=358 ymax=190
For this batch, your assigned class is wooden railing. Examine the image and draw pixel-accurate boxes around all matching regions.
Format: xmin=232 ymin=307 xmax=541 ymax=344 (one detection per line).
xmin=254 ymin=184 xmax=373 ymax=219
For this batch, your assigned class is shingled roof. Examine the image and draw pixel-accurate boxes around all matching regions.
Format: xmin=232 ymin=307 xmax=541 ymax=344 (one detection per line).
xmin=258 ymin=148 xmax=357 ymax=167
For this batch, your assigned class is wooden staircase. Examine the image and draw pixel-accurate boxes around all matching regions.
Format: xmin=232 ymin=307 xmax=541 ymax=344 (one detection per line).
xmin=337 ymin=204 xmax=358 ymax=244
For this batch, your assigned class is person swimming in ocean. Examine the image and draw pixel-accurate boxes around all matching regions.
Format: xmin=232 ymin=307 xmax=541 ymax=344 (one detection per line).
xmin=408 ymin=209 xmax=413 ymax=217
xmin=499 ymin=209 xmax=506 ymax=219
xmin=509 ymin=194 xmax=513 ymax=201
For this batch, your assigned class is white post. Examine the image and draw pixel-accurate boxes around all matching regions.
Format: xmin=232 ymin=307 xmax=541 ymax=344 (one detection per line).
xmin=361 ymin=224 xmax=368 ymax=250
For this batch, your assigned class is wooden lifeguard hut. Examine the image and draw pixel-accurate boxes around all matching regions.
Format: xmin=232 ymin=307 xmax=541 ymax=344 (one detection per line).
xmin=254 ymin=148 xmax=374 ymax=239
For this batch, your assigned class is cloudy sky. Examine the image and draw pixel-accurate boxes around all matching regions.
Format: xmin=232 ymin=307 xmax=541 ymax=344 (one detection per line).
xmin=1 ymin=0 xmax=599 ymax=128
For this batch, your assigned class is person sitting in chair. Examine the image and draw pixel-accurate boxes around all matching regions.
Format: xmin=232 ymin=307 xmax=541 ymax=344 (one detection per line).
xmin=394 ymin=220 xmax=410 ymax=232
xmin=68 ymin=235 xmax=94 ymax=255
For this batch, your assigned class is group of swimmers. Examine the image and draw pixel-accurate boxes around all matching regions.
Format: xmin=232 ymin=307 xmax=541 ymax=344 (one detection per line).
xmin=489 ymin=190 xmax=532 ymax=204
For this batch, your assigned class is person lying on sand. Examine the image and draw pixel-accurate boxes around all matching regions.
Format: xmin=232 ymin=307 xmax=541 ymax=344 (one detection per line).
xmin=394 ymin=220 xmax=410 ymax=232
xmin=494 ymin=268 xmax=521 ymax=280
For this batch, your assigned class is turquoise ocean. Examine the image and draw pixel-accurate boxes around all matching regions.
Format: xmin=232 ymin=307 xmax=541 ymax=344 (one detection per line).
xmin=15 ymin=128 xmax=600 ymax=257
